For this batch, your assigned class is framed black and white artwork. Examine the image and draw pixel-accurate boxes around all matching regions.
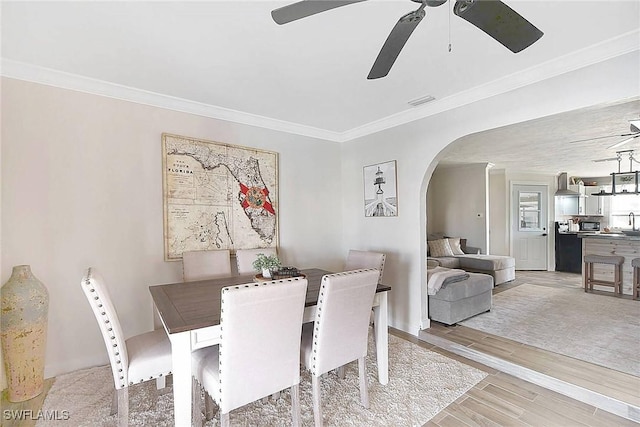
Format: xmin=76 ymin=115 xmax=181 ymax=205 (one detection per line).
xmin=363 ymin=160 xmax=398 ymax=217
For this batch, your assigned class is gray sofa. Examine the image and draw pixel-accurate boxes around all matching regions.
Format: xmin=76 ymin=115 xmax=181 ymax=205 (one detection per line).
xmin=428 ymin=270 xmax=494 ymax=325
xmin=434 ymin=254 xmax=515 ymax=286
xmin=427 ymin=235 xmax=515 ymax=286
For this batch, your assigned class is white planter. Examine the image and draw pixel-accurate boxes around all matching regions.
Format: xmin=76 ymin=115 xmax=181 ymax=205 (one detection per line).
xmin=262 ymin=268 xmax=271 ymax=279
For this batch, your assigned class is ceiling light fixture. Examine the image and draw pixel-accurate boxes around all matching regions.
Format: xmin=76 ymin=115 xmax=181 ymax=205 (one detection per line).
xmin=591 ymin=149 xmax=640 ymax=196
xmin=407 ymin=95 xmax=436 ymax=107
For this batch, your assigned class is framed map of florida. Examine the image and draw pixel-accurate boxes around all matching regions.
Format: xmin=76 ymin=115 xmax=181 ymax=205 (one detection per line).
xmin=162 ymin=133 xmax=279 ymax=261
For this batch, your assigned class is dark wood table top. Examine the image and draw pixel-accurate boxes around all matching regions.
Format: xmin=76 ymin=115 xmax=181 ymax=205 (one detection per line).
xmin=150 ymin=268 xmax=391 ymax=334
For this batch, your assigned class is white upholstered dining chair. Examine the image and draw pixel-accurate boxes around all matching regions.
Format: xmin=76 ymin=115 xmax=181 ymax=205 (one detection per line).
xmin=81 ymin=268 xmax=172 ymax=427
xmin=300 ymin=269 xmax=379 ymax=427
xmin=191 ymin=277 xmax=308 ymax=427
xmin=235 ymin=247 xmax=278 ymax=275
xmin=345 ymin=249 xmax=386 ymax=283
xmin=182 ymin=249 xmax=232 ymax=281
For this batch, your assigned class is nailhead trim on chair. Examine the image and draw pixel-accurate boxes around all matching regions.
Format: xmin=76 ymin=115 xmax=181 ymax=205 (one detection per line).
xmin=84 ymin=268 xmax=172 ymax=388
xmin=84 ymin=272 xmax=127 ymax=388
xmin=310 ymin=269 xmax=376 ymax=376
xmin=216 ymin=277 xmax=306 ymax=407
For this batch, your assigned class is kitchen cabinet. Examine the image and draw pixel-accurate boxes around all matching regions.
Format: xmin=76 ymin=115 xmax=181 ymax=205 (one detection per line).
xmin=585 ymin=187 xmax=603 ymax=215
xmin=569 ymin=184 xmax=586 ymax=215
xmin=555 ymin=195 xmax=579 ymax=216
xmin=585 ymin=185 xmax=609 ymax=216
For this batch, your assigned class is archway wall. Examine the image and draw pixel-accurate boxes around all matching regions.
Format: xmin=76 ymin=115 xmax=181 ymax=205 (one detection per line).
xmin=339 ymin=50 xmax=639 ymax=333
xmin=427 ymin=163 xmax=490 ymax=254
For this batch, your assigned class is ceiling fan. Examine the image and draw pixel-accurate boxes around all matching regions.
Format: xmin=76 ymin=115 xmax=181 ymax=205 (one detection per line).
xmin=271 ymin=0 xmax=544 ymax=79
xmin=571 ymin=119 xmax=640 ymax=149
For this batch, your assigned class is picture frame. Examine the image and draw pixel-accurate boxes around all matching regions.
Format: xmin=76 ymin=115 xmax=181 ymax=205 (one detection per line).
xmin=161 ymin=133 xmax=279 ymax=260
xmin=363 ymin=160 xmax=398 ymax=217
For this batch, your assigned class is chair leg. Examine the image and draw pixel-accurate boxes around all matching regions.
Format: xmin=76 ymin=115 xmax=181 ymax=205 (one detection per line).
xmin=358 ymin=357 xmax=369 ymax=409
xmin=337 ymin=366 xmax=345 ymax=379
xmin=617 ymin=264 xmax=623 ymax=295
xmin=192 ymin=378 xmax=203 ymax=427
xmin=291 ymin=384 xmax=301 ymax=427
xmin=117 ymin=387 xmax=128 ymax=427
xmin=110 ymin=389 xmax=117 ymax=416
xmin=311 ymin=375 xmax=323 ymax=427
xmin=220 ymin=411 xmax=231 ymax=427
xmin=156 ymin=376 xmax=166 ymax=389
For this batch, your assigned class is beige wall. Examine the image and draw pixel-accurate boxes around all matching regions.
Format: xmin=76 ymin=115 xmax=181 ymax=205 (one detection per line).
xmin=340 ymin=51 xmax=638 ymax=331
xmin=1 ymin=78 xmax=343 ymax=379
xmin=1 ymin=49 xmax=638 ymax=382
xmin=427 ymin=163 xmax=490 ymax=253
xmin=489 ymin=169 xmax=509 ymax=255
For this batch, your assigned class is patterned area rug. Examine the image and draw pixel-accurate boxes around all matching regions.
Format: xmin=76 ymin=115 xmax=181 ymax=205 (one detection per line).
xmin=37 ymin=333 xmax=486 ymax=426
xmin=461 ymin=283 xmax=640 ymax=377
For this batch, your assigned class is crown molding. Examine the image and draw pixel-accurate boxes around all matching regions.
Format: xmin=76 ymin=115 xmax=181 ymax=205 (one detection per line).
xmin=339 ymin=29 xmax=640 ymax=142
xmin=0 ymin=59 xmax=344 ymax=143
xmin=2 ymin=29 xmax=638 ymax=143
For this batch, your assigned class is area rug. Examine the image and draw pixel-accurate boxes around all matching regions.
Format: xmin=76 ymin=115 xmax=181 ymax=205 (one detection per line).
xmin=461 ymin=284 xmax=640 ymax=377
xmin=36 ymin=333 xmax=486 ymax=426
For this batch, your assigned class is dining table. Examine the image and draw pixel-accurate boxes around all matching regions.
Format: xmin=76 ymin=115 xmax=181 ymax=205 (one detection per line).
xmin=149 ymin=268 xmax=391 ymax=427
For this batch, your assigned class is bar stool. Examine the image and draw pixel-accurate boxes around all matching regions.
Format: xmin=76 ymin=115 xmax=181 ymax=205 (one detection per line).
xmin=632 ymin=258 xmax=640 ymax=299
xmin=584 ymin=254 xmax=624 ymax=295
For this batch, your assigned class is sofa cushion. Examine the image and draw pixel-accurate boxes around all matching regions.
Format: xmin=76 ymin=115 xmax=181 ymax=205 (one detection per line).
xmin=430 ymin=272 xmax=494 ymax=302
xmin=428 ymin=239 xmax=454 ymax=257
xmin=458 ymin=254 xmax=515 ymax=271
xmin=447 ymin=237 xmax=465 ymax=255
xmin=436 ymin=257 xmax=461 ymax=269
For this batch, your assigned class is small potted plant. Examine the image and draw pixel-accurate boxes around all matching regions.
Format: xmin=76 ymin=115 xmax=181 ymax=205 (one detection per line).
xmin=252 ymin=253 xmax=281 ymax=279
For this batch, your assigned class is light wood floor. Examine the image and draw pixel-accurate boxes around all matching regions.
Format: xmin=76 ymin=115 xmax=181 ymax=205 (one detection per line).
xmin=415 ymin=270 xmax=640 ymax=427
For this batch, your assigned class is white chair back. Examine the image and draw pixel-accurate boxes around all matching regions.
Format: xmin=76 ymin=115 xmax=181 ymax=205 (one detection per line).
xmin=182 ymin=249 xmax=232 ymax=281
xmin=219 ymin=278 xmax=307 ymax=413
xmin=309 ymin=269 xmax=379 ymax=376
xmin=81 ymin=268 xmax=130 ymax=389
xmin=345 ymin=250 xmax=386 ymax=283
xmin=235 ymin=247 xmax=278 ymax=275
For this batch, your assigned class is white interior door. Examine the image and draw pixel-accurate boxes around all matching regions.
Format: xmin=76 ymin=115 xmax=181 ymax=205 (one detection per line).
xmin=512 ymin=184 xmax=548 ymax=270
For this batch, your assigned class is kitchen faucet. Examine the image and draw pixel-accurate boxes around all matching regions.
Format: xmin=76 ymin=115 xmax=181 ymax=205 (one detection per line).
xmin=630 ymin=212 xmax=636 ymax=231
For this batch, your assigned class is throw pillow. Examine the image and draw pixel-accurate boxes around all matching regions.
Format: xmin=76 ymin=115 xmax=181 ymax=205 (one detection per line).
xmin=428 ymin=239 xmax=454 ymax=257
xmin=448 ymin=237 xmax=465 ymax=255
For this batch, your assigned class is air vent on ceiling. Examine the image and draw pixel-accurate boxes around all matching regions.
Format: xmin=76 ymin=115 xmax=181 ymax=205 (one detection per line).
xmin=408 ymin=95 xmax=436 ymax=107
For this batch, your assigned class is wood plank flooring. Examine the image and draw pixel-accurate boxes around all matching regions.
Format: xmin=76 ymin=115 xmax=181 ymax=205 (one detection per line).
xmin=415 ymin=270 xmax=640 ymax=427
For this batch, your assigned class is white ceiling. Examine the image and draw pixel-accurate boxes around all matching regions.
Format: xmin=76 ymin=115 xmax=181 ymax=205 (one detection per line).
xmin=2 ymin=0 xmax=639 ymax=176
xmin=442 ymin=97 xmax=640 ymax=177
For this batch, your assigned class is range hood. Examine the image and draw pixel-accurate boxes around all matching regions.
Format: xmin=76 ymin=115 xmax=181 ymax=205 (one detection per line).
xmin=555 ymin=172 xmax=580 ymax=196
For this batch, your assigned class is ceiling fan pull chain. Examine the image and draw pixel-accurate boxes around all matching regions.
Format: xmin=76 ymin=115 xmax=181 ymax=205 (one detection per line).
xmin=448 ymin=0 xmax=452 ymax=52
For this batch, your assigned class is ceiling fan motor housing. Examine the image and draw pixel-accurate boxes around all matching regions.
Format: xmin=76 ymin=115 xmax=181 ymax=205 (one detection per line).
xmin=420 ymin=0 xmax=448 ymax=7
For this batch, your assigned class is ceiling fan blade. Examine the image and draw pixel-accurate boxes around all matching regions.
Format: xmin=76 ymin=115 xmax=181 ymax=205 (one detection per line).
xmin=368 ymin=8 xmax=426 ymax=80
xmin=592 ymin=157 xmax=619 ymax=163
xmin=608 ymin=134 xmax=640 ymax=150
xmin=271 ymin=0 xmax=367 ymax=25
xmin=568 ymin=132 xmax=639 ymax=144
xmin=453 ymin=0 xmax=543 ymax=53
